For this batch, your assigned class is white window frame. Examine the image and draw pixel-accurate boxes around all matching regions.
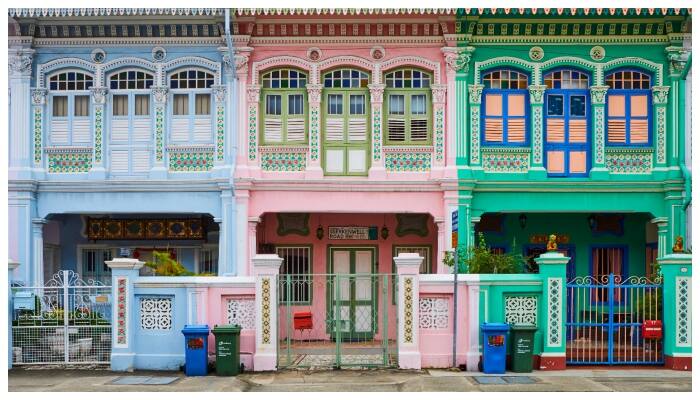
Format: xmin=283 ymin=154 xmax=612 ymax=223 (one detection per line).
xmin=47 ymin=69 xmax=94 ymax=146
xmin=168 ymin=68 xmax=215 ymax=144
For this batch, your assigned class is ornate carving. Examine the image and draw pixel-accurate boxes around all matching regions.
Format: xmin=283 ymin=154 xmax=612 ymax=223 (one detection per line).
xmin=444 ymin=47 xmax=474 ymax=73
xmin=307 ymin=47 xmax=322 ymax=61
xmin=370 ymin=46 xmax=385 ymax=60
xmin=235 ymin=54 xmax=249 ymax=74
xmin=590 ymin=45 xmax=606 ymax=61
xmin=140 ymin=297 xmax=173 ymax=330
xmin=247 ymin=85 xmax=261 ymax=103
xmin=8 ymin=50 xmax=33 ymax=76
xmin=431 ymin=84 xmax=447 ymax=104
xmin=306 ymin=84 xmax=323 ymax=105
xmin=31 ymin=89 xmax=48 ymax=106
xmin=212 ymin=85 xmax=227 ymax=103
xmin=151 ymin=86 xmax=169 ymax=104
xmin=589 ymin=85 xmax=609 ymax=104
xmin=529 ymin=46 xmax=544 ymax=61
xmin=226 ymin=298 xmax=255 ymax=329
xmin=468 ymin=84 xmax=485 ymax=104
xmin=666 ymin=46 xmax=690 ymax=76
xmin=505 ymin=296 xmax=538 ymax=325
xmin=419 ymin=297 xmax=449 ymax=329
xmin=652 ymin=86 xmax=670 ymax=105
xmin=90 ymin=87 xmax=108 ymax=104
xmin=528 ymin=85 xmax=547 ymax=104
xmin=367 ymin=84 xmax=385 ymax=104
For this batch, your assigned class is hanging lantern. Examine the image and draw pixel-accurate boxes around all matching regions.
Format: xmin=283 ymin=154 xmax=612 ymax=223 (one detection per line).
xmin=316 ymin=225 xmax=324 ymax=240
xmin=381 ymin=225 xmax=389 ymax=239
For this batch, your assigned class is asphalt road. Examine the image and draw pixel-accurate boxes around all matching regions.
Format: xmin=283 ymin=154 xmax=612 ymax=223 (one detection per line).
xmin=8 ymin=366 xmax=692 ymax=392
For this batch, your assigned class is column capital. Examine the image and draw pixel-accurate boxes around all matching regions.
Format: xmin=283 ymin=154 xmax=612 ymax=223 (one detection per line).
xmin=212 ymin=85 xmax=227 ymax=103
xmin=8 ymin=48 xmax=34 ymax=78
xmin=105 ymin=257 xmax=145 ymax=271
xmin=252 ymin=254 xmax=282 ymax=275
xmin=247 ymin=84 xmax=261 ymax=103
xmin=442 ymin=46 xmax=474 ymax=73
xmin=151 ymin=86 xmax=169 ymax=104
xmin=527 ymin=84 xmax=547 ymax=105
xmin=31 ymin=88 xmax=48 ymax=106
xmin=367 ymin=83 xmax=385 ymax=104
xmin=90 ymin=87 xmax=108 ymax=105
xmin=431 ymin=84 xmax=447 ymax=104
xmin=306 ymin=83 xmax=323 ymax=105
xmin=394 ymin=253 xmax=423 ymax=276
xmin=468 ymin=84 xmax=485 ymax=104
xmin=665 ymin=46 xmax=690 ymax=77
xmin=652 ymin=85 xmax=670 ymax=105
xmin=590 ymin=85 xmax=610 ymax=104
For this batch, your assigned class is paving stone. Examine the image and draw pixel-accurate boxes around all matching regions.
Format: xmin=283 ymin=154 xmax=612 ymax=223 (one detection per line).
xmin=473 ymin=376 xmax=506 ymax=385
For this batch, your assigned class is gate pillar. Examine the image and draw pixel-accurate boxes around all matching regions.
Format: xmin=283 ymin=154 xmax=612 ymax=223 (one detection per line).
xmin=252 ymin=254 xmax=282 ymax=371
xmin=658 ymin=252 xmax=692 ymax=370
xmin=106 ymin=257 xmax=145 ymax=371
xmin=395 ymin=253 xmax=422 ymax=369
xmin=536 ymin=250 xmax=569 ymax=370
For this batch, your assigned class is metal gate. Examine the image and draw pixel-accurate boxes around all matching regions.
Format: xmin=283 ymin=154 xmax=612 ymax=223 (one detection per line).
xmin=277 ymin=274 xmax=397 ymax=368
xmin=11 ymin=270 xmax=112 ymax=365
xmin=566 ymin=274 xmax=663 ymax=365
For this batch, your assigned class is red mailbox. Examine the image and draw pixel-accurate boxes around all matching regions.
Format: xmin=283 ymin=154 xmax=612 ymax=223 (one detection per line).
xmin=293 ymin=312 xmax=313 ymax=330
xmin=642 ymin=320 xmax=663 ymax=340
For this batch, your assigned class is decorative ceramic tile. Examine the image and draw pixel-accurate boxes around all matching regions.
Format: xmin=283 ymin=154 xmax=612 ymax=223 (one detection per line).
xmin=434 ymin=108 xmax=444 ymax=162
xmin=168 ymin=151 xmax=213 ymax=172
xmin=482 ymin=151 xmax=530 ymax=173
xmin=385 ymin=152 xmax=431 ymax=172
xmin=676 ymin=276 xmax=690 ymax=347
xmin=47 ymin=151 xmax=92 ymax=173
xmin=605 ymin=150 xmax=653 ymax=174
xmin=216 ymin=104 xmax=225 ymax=160
xmin=33 ymin=108 xmax=42 ymax=165
xmin=547 ymin=277 xmax=562 ymax=347
xmin=155 ymin=106 xmax=164 ymax=162
xmin=260 ymin=151 xmax=307 ymax=172
xmin=94 ymin=105 xmax=103 ymax=164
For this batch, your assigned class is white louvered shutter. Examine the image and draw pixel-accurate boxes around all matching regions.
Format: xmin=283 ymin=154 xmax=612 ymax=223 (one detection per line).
xmin=193 ymin=117 xmax=212 ymax=142
xmin=347 ymin=119 xmax=366 ymax=142
xmin=109 ymin=150 xmax=129 ymax=174
xmin=131 ymin=150 xmax=151 ymax=173
xmin=170 ymin=117 xmax=189 ymax=142
xmin=50 ymin=120 xmax=70 ymax=145
xmin=132 ymin=119 xmax=152 ymax=143
xmin=325 ymin=118 xmax=344 ymax=141
xmin=264 ymin=118 xmax=282 ymax=143
xmin=286 ymin=118 xmax=305 ymax=142
xmin=110 ymin=119 xmax=129 ymax=142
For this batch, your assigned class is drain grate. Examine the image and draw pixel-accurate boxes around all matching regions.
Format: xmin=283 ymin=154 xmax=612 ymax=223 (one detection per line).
xmin=110 ymin=376 xmax=179 ymax=385
xmin=473 ymin=376 xmax=536 ymax=385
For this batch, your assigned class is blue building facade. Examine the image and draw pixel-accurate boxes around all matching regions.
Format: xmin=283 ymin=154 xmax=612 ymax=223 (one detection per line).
xmin=8 ymin=9 xmax=239 ymax=285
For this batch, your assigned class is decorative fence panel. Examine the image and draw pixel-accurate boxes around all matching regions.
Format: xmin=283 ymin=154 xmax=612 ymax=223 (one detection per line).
xmin=11 ymin=270 xmax=112 ymax=365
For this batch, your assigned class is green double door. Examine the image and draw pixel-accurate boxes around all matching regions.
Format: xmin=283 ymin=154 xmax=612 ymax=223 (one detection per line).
xmin=327 ymin=247 xmax=377 ymax=341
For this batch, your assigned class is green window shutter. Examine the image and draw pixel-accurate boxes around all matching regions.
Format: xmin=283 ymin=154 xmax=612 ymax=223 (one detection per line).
xmin=263 ymin=93 xmax=283 ymax=143
xmin=384 ymin=89 xmax=432 ymax=144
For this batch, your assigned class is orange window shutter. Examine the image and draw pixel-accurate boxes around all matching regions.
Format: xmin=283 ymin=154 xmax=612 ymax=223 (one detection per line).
xmin=607 ymin=120 xmax=627 ymax=143
xmin=485 ymin=94 xmax=503 ymax=116
xmin=568 ymin=120 xmax=587 ymax=143
xmin=484 ymin=118 xmax=504 ymax=142
xmin=507 ymin=119 xmax=526 ymax=143
xmin=630 ymin=95 xmax=648 ymax=117
xmin=507 ymin=94 xmax=525 ymax=116
xmin=547 ymin=119 xmax=565 ymax=143
xmin=607 ymin=95 xmax=626 ymax=117
xmin=546 ymin=151 xmax=565 ymax=173
xmin=629 ymin=120 xmax=649 ymax=143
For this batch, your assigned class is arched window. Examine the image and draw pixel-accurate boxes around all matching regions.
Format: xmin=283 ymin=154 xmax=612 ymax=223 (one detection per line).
xmin=605 ymin=70 xmax=652 ymax=146
xmin=48 ymin=71 xmax=94 ymax=146
xmin=169 ymin=69 xmax=215 ymax=144
xmin=543 ymin=69 xmax=591 ymax=176
xmin=261 ymin=69 xmax=308 ymax=144
xmin=107 ymin=70 xmax=155 ymax=176
xmin=323 ymin=68 xmax=370 ymax=175
xmin=481 ymin=69 xmax=529 ymax=146
xmin=384 ymin=69 xmax=432 ymax=144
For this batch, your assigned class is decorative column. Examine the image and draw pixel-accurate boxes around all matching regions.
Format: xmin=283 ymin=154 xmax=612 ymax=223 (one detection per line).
xmin=211 ymin=85 xmax=228 ymax=177
xmin=527 ymin=84 xmax=547 ymax=178
xmin=30 ymin=89 xmax=47 ymax=178
xmin=106 ymin=257 xmax=145 ymax=372
xmin=150 ymin=86 xmax=169 ymax=179
xmin=9 ymin=259 xmax=20 ymax=369
xmin=666 ymin=46 xmax=690 ymax=174
xmin=217 ymin=188 xmax=235 ymax=276
xmin=652 ymin=217 xmax=670 ymax=258
xmin=536 ymin=249 xmax=568 ymax=370
xmin=235 ymin=189 xmax=250 ymax=277
xmin=243 ymin=84 xmax=260 ymax=179
xmin=435 ymin=218 xmax=447 ymax=274
xmin=8 ymin=48 xmax=35 ymax=180
xmin=442 ymin=47 xmax=472 ymax=178
xmin=89 ymin=87 xmax=108 ymax=179
xmin=658 ymin=251 xmax=692 ymax=370
xmin=589 ymin=85 xmax=610 ymax=178
xmin=395 ymin=252 xmax=422 ymax=369
xmin=306 ymin=83 xmax=324 ymax=179
xmin=431 ymin=84 xmax=447 ymax=178
xmin=467 ymin=84 xmax=484 ymax=169
xmin=652 ymin=86 xmax=670 ymax=168
xmin=252 ymin=254 xmax=283 ymax=371
xmin=31 ymin=218 xmax=47 ymax=287
xmin=232 ymin=49 xmax=253 ymax=178
xmin=248 ymin=219 xmax=260 ymax=276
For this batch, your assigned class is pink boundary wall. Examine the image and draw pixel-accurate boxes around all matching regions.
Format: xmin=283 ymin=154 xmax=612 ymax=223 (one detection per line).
xmin=204 ymin=286 xmax=257 ymax=371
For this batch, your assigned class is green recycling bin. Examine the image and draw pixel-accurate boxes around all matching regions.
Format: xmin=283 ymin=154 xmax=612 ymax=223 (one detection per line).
xmin=212 ymin=324 xmax=241 ymax=376
xmin=510 ymin=324 xmax=537 ymax=373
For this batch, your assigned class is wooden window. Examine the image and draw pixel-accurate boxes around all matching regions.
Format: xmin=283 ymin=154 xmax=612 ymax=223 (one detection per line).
xmin=481 ymin=69 xmax=529 ymax=145
xmin=276 ymin=246 xmax=312 ymax=304
xmin=48 ymin=71 xmax=94 ymax=146
xmin=261 ymin=69 xmax=308 ymax=144
xmin=605 ymin=70 xmax=652 ymax=146
xmin=168 ymin=69 xmax=215 ymax=144
xmin=112 ymin=95 xmax=129 ymax=116
xmin=384 ymin=69 xmax=432 ymax=144
xmin=109 ymin=70 xmax=154 ymax=90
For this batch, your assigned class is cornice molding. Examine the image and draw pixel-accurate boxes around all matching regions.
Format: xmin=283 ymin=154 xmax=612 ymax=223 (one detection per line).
xmin=31 ymin=37 xmax=224 ymax=47
xmin=9 ymin=8 xmax=226 ymax=17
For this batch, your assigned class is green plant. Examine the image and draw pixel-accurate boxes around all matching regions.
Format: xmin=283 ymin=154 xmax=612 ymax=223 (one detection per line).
xmin=443 ymin=245 xmax=469 ymax=273
xmin=464 ymin=233 xmax=528 ymax=274
xmin=145 ymin=251 xmax=194 ymax=276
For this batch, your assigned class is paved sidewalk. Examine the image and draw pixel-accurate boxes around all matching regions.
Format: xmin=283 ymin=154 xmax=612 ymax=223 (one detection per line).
xmin=8 ymin=366 xmax=691 ymax=392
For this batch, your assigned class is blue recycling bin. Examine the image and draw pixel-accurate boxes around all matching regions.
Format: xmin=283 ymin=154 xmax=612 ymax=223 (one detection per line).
xmin=481 ymin=322 xmax=509 ymax=374
xmin=182 ymin=324 xmax=210 ymax=376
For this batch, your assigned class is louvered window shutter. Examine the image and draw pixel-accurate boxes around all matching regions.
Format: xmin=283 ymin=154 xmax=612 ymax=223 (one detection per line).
xmin=607 ymin=95 xmax=627 ymax=144
xmin=409 ymin=94 xmax=428 ymax=142
xmin=484 ymin=94 xmax=504 ymax=143
xmin=506 ymin=94 xmax=526 ymax=143
xmin=629 ymin=95 xmax=649 ymax=143
xmin=387 ymin=94 xmax=406 ymax=142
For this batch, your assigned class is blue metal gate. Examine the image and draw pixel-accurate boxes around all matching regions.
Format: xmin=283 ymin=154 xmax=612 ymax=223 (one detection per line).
xmin=566 ymin=274 xmax=664 ymax=365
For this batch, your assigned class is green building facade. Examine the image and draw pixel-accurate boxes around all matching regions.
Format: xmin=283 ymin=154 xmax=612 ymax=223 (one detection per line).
xmin=454 ymin=9 xmax=691 ymax=281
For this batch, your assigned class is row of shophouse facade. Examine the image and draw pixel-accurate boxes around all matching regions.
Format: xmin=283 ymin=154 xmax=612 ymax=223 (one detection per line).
xmin=7 ymin=8 xmax=692 ymax=372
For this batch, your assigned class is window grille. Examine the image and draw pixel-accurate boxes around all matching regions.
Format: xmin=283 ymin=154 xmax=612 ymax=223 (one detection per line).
xmin=277 ymin=246 xmax=312 ymax=304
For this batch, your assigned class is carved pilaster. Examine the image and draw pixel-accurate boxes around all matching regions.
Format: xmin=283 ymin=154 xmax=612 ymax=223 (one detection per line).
xmin=528 ymin=85 xmax=547 ymax=169
xmin=589 ymin=85 xmax=609 ymax=105
xmin=90 ymin=87 xmax=108 ymax=105
xmin=665 ymin=46 xmax=690 ymax=77
xmin=652 ymin=85 xmax=670 ymax=105
xmin=468 ymin=84 xmax=484 ymax=105
xmin=151 ymin=86 xmax=169 ymax=104
xmin=589 ymin=86 xmax=609 ymax=170
xmin=527 ymin=84 xmax=546 ymax=105
xmin=151 ymin=86 xmax=169 ymax=164
xmin=247 ymin=85 xmax=261 ymax=161
xmin=307 ymin=84 xmax=323 ymax=163
xmin=443 ymin=46 xmax=474 ymax=73
xmin=8 ymin=49 xmax=34 ymax=78
xmin=468 ymin=84 xmax=485 ymax=166
xmin=652 ymin=85 xmax=670 ymax=166
xmin=31 ymin=89 xmax=48 ymax=106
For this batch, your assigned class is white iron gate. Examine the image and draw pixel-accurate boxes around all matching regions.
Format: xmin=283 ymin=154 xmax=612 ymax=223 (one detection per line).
xmin=11 ymin=270 xmax=112 ymax=365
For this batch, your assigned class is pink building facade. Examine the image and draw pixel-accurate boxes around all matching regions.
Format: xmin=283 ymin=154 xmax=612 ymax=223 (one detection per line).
xmin=233 ymin=10 xmax=461 ymax=279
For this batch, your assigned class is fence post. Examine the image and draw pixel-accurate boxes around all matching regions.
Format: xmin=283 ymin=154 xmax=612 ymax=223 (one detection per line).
xmin=536 ymin=251 xmax=569 ymax=370
xmin=658 ymin=252 xmax=692 ymax=370
xmin=105 ymin=257 xmax=144 ymax=372
xmin=394 ymin=252 xmax=422 ymax=369
xmin=252 ymin=254 xmax=282 ymax=371
xmin=8 ymin=259 xmax=20 ymax=369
